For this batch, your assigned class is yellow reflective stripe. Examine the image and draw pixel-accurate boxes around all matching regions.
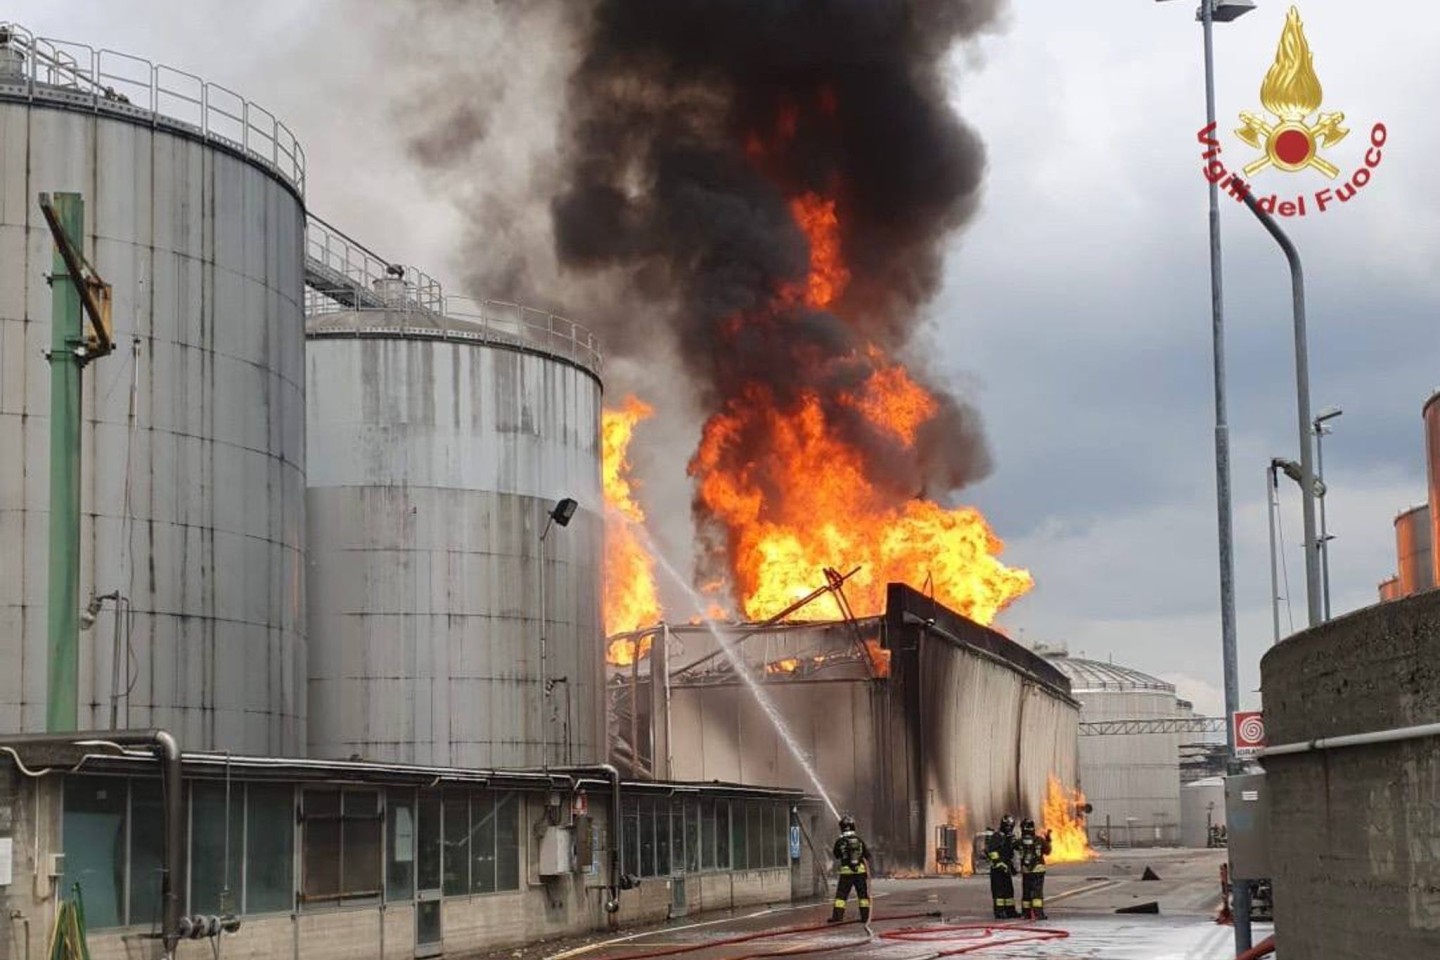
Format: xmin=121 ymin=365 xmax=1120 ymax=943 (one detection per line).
xmin=834 ymin=900 xmax=846 ymax=908
xmin=1032 ymin=898 xmax=1043 ymax=907
xmin=858 ymin=899 xmax=871 ymax=906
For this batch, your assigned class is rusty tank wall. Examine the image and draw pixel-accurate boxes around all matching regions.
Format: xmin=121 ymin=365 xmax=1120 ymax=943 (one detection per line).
xmin=1394 ymin=504 xmax=1432 ymax=596
xmin=305 ymin=312 xmax=604 ymax=768
xmin=1426 ymin=391 xmax=1440 ymax=586
xmin=0 ymin=34 xmax=306 ymax=751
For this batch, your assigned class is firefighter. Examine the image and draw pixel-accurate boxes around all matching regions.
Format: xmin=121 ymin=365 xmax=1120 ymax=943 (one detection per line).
xmin=984 ymin=814 xmax=1020 ymax=919
xmin=1018 ymin=817 xmax=1052 ymax=920
xmin=828 ymin=814 xmax=871 ymax=925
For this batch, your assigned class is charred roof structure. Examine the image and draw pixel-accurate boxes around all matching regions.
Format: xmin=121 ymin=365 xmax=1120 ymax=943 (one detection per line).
xmin=607 ymin=584 xmax=1078 ymax=874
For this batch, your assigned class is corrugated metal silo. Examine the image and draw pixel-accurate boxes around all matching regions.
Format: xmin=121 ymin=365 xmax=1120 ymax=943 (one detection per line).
xmin=1046 ymin=655 xmax=1183 ymax=847
xmin=305 ymin=293 xmax=604 ymax=768
xmin=1394 ymin=504 xmax=1432 ymax=597
xmin=1426 ymin=391 xmax=1440 ymax=585
xmin=0 ymin=25 xmax=306 ymax=752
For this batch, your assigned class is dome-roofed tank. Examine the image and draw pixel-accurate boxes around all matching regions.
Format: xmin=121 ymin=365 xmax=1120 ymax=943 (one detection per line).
xmin=1045 ymin=653 xmax=1186 ymax=847
xmin=0 ymin=23 xmax=305 ymax=751
xmin=304 ymin=283 xmax=604 ymax=768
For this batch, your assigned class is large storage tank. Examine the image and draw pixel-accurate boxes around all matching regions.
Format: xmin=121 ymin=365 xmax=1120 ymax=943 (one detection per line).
xmin=305 ymin=295 xmax=604 ymax=768
xmin=1394 ymin=504 xmax=1432 ymax=597
xmin=1426 ymin=391 xmax=1440 ymax=585
xmin=0 ymin=26 xmax=306 ymax=751
xmin=1046 ymin=654 xmax=1184 ymax=847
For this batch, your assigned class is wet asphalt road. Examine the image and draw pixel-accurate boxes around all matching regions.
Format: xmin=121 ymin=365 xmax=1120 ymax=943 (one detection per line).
xmin=483 ymin=849 xmax=1273 ymax=960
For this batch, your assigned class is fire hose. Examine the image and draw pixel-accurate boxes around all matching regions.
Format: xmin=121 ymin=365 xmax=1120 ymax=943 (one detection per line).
xmin=577 ymin=913 xmax=1068 ymax=960
xmin=1235 ymin=935 xmax=1276 ymax=960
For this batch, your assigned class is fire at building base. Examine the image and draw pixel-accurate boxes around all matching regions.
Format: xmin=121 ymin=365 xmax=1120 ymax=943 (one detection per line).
xmin=607 ymin=583 xmax=1083 ymax=876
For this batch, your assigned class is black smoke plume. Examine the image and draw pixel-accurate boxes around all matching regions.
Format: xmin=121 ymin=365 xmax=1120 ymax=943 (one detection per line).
xmin=403 ymin=0 xmax=1003 ymax=594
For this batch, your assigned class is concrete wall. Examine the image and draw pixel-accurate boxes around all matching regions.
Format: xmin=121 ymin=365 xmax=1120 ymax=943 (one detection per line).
xmin=1260 ymin=590 xmax=1440 ymax=958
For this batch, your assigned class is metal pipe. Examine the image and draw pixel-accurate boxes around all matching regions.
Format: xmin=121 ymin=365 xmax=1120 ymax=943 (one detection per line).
xmin=1267 ymin=463 xmax=1281 ymax=645
xmin=571 ymin=764 xmax=623 ymax=919
xmin=1262 ymin=720 xmax=1440 ymax=757
xmin=1239 ymin=188 xmax=1320 ymax=628
xmin=43 ymin=192 xmax=85 ymax=733
xmin=661 ymin=623 xmax=674 ymax=780
xmin=1315 ymin=419 xmax=1332 ymax=620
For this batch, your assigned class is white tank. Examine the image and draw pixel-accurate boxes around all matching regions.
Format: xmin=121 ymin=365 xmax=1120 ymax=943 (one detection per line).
xmin=305 ymin=301 xmax=604 ymax=768
xmin=0 ymin=24 xmax=306 ymax=751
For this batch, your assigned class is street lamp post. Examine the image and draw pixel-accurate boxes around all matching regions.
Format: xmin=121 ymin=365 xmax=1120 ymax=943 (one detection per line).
xmin=538 ymin=497 xmax=578 ymax=773
xmin=1314 ymin=408 xmax=1343 ymax=620
xmin=1239 ymin=191 xmax=1322 ymax=629
xmin=1156 ymin=2 xmax=1257 ymax=951
xmin=1266 ymin=460 xmax=1285 ymax=646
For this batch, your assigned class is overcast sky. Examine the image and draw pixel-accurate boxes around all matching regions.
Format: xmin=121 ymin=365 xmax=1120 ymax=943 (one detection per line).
xmin=10 ymin=1 xmax=1437 ymax=717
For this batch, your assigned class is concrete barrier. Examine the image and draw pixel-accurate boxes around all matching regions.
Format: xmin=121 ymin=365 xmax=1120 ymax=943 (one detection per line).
xmin=1260 ymin=589 xmax=1440 ymax=957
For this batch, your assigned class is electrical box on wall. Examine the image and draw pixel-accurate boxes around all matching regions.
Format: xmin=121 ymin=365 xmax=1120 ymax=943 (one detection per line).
xmin=538 ymin=826 xmax=574 ymax=877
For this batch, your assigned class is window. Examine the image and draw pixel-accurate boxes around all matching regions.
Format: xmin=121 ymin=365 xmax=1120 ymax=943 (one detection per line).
xmin=655 ymin=799 xmax=671 ymax=877
xmin=494 ymin=792 xmax=520 ymax=892
xmin=700 ymin=800 xmax=716 ymax=871
xmin=685 ymin=801 xmax=700 ymax=873
xmin=729 ymin=801 xmax=746 ymax=870
xmin=387 ymin=789 xmax=416 ymax=902
xmin=621 ymin=798 xmax=640 ymax=878
xmin=61 ymin=777 xmax=127 ymax=928
xmin=417 ymin=791 xmax=442 ymax=892
xmin=471 ymin=794 xmax=497 ymax=894
xmin=301 ymin=788 xmax=382 ymax=905
xmin=245 ymin=783 xmax=295 ymax=914
xmin=639 ymin=799 xmax=656 ymax=877
xmin=746 ymin=803 xmax=762 ymax=870
xmin=129 ymin=779 xmax=166 ymax=927
xmin=442 ymin=791 xmax=469 ymax=896
xmin=190 ymin=782 xmax=244 ymax=915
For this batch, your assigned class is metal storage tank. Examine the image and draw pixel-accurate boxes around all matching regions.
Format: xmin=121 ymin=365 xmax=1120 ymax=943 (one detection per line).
xmin=1426 ymin=391 xmax=1440 ymax=585
xmin=1180 ymin=777 xmax=1226 ymax=848
xmin=1047 ymin=655 xmax=1183 ymax=847
xmin=305 ymin=291 xmax=604 ymax=769
xmin=0 ymin=25 xmax=306 ymax=751
xmin=1394 ymin=504 xmax=1432 ymax=596
xmin=1378 ymin=576 xmax=1402 ymax=602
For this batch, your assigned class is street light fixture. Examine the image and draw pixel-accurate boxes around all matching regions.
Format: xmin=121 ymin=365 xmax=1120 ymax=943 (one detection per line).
xmin=538 ymin=497 xmax=578 ymax=773
xmin=1313 ymin=408 xmax=1343 ymax=620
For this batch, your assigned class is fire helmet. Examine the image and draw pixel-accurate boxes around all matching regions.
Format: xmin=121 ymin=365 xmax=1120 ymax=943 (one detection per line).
xmin=1021 ymin=818 xmax=1036 ymax=834
xmin=999 ymin=814 xmax=1015 ymax=833
xmin=839 ymin=814 xmax=857 ymax=832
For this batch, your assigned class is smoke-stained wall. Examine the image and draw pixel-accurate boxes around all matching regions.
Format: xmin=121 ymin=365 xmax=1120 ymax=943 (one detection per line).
xmin=650 ymin=586 xmax=1078 ymax=872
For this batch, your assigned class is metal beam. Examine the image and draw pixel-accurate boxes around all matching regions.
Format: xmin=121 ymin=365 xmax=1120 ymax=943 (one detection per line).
xmin=1078 ymin=717 xmax=1227 ymax=736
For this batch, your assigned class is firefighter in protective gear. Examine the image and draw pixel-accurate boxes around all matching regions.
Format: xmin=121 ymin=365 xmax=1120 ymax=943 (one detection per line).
xmin=1018 ymin=817 xmax=1052 ymax=920
xmin=984 ymin=814 xmax=1020 ymax=919
xmin=828 ymin=814 xmax=871 ymax=924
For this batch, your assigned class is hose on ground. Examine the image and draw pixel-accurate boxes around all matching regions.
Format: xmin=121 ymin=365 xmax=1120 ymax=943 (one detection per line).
xmin=1235 ymin=935 xmax=1276 ymax=960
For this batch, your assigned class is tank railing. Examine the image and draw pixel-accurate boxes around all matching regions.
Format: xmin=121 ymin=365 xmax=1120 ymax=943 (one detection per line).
xmin=444 ymin=296 xmax=603 ymax=373
xmin=303 ymin=215 xmax=446 ymax=316
xmin=0 ymin=22 xmax=305 ymax=195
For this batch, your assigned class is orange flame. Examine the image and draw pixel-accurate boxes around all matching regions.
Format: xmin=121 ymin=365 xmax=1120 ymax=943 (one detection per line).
xmin=765 ymin=657 xmax=802 ymax=675
xmin=606 ymin=633 xmax=653 ymax=668
xmin=603 ymin=396 xmax=663 ymax=647
xmin=862 ymin=638 xmax=891 ymax=678
xmin=1041 ymin=775 xmax=1092 ymax=864
xmin=689 ymin=186 xmax=1031 ymax=625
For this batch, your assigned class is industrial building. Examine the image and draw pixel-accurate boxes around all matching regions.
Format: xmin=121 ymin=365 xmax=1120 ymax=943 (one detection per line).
xmin=1044 ymin=653 xmax=1197 ymax=848
xmin=0 ymin=22 xmax=838 ymax=960
xmin=607 ymin=584 xmax=1080 ymax=874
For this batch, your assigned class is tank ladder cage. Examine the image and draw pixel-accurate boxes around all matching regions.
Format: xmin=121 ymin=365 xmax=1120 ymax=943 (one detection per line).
xmin=0 ymin=22 xmax=305 ymax=195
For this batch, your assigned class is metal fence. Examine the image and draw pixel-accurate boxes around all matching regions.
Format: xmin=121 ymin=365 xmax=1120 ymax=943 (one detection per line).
xmin=0 ymin=22 xmax=305 ymax=195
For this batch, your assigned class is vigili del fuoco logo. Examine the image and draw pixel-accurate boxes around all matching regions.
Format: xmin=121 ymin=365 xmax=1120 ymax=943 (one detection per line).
xmin=1197 ymin=5 xmax=1386 ymax=217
